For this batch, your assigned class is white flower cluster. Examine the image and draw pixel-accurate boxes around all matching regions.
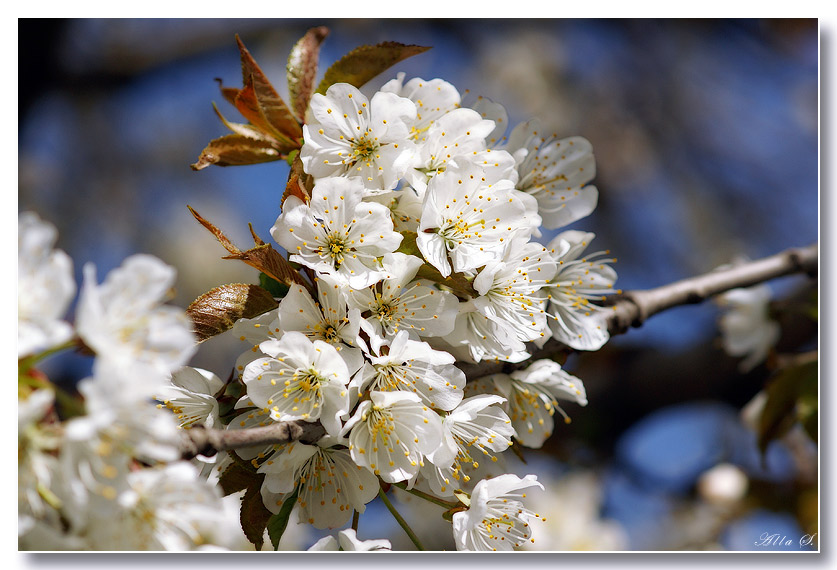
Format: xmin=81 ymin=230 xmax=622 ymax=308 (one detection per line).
xmin=215 ymin=75 xmax=617 ymax=550
xmin=17 ymin=213 xmax=232 ymax=551
xmin=19 ymin=74 xmax=618 ymax=552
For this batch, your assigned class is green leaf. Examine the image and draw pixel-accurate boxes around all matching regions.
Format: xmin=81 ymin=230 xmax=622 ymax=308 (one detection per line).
xmin=316 ymin=42 xmax=431 ymax=95
xmin=287 ymin=26 xmax=329 ymax=122
xmin=797 ymin=361 xmax=818 ymax=443
xmin=240 ymin=475 xmax=271 ymax=550
xmin=758 ymin=360 xmax=818 ymax=454
xmin=218 ymin=379 xmax=248 ymax=425
xmin=284 ymin=149 xmax=299 ymax=167
xmin=190 ymin=134 xmax=285 ymax=170
xmin=259 ymin=272 xmax=290 ymax=299
xmin=187 ymin=283 xmax=279 ymax=342
xmin=267 ymin=487 xmax=299 ymax=551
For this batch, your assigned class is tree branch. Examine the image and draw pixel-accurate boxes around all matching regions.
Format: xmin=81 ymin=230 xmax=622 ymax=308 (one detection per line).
xmin=456 ymin=242 xmax=817 ymax=381
xmin=177 ymin=242 xmax=817 ymax=458
xmin=179 ymin=420 xmax=326 ymax=460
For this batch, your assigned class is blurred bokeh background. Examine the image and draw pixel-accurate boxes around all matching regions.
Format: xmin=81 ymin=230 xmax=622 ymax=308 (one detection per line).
xmin=18 ymin=19 xmax=818 ymax=551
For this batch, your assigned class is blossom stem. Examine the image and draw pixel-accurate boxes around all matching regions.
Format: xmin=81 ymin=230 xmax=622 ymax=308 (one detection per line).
xmin=378 ymin=487 xmax=425 ymax=551
xmin=392 ymin=482 xmax=460 ymax=510
xmin=351 ymin=510 xmax=360 ymax=532
xmin=18 ymin=338 xmax=78 ymax=376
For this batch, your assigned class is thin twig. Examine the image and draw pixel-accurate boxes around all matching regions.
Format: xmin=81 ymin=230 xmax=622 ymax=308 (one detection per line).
xmin=378 ymin=487 xmax=425 ymax=551
xmin=457 ymin=242 xmax=818 ymax=381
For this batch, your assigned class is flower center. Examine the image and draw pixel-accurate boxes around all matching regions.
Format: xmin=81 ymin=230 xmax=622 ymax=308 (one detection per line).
xmin=374 ymin=300 xmax=399 ymax=321
xmin=322 ymin=324 xmax=339 ymax=342
xmin=321 ymin=233 xmax=350 ymax=268
xmin=351 ymin=135 xmax=379 ymax=163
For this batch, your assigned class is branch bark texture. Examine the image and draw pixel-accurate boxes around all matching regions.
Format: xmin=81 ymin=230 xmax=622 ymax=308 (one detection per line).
xmin=179 ymin=242 xmax=818 ymax=458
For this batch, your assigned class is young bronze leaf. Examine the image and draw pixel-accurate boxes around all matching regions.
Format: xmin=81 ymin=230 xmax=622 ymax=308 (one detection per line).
xmin=187 ymin=205 xmax=242 ymax=255
xmin=281 ymin=153 xmax=312 ymax=205
xmin=240 ymin=475 xmax=272 ymax=550
xmin=287 ymin=26 xmax=329 ymax=122
xmin=215 ymin=77 xmax=240 ymax=107
xmin=236 ymin=35 xmax=303 ymax=141
xmin=234 ymin=84 xmax=299 ymax=149
xmin=187 ymin=207 xmax=311 ymax=292
xmin=191 ymin=134 xmax=283 ymax=170
xmin=212 ymin=102 xmax=272 ymax=141
xmin=187 ymin=283 xmax=279 ymax=342
xmin=316 ymin=42 xmax=431 ymax=95
xmin=223 ymin=242 xmax=311 ymax=292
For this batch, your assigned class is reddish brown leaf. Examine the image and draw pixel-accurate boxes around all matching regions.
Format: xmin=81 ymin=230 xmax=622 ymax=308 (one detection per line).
xmin=215 ymin=77 xmax=240 ymax=107
xmin=236 ymin=35 xmax=303 ymax=141
xmin=287 ymin=26 xmax=329 ymax=122
xmin=316 ymin=42 xmax=431 ymax=95
xmin=240 ymin=475 xmax=271 ymax=550
xmin=233 ymin=84 xmax=297 ymax=149
xmin=212 ymin=103 xmax=271 ymax=141
xmin=187 ymin=205 xmax=241 ymax=254
xmin=223 ymin=243 xmax=310 ymax=292
xmin=187 ymin=283 xmax=279 ymax=342
xmin=281 ymin=153 xmax=312 ymax=205
xmin=190 ymin=134 xmax=284 ymax=170
xmin=219 ymin=461 xmax=260 ymax=496
xmin=187 ymin=207 xmax=312 ymax=293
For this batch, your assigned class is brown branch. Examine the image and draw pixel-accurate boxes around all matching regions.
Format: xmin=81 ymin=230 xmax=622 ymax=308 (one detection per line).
xmin=177 ymin=243 xmax=817 ymax=457
xmin=179 ymin=420 xmax=326 ymax=460
xmin=458 ymin=242 xmax=818 ymax=381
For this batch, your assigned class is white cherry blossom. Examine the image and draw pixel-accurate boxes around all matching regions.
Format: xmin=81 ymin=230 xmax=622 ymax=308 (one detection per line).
xmin=75 ymin=461 xmax=225 ymax=551
xmin=543 ymin=230 xmax=618 ymax=351
xmin=472 ymin=239 xmax=557 ymax=344
xmin=242 ymin=331 xmax=350 ymax=437
xmin=18 ymin=212 xmax=76 ymax=358
xmin=469 ymin=95 xmax=512 ymax=148
xmin=156 ymin=366 xmax=224 ymax=430
xmin=445 ymin=300 xmax=530 ymax=363
xmin=342 ymin=391 xmax=442 ymax=483
xmin=487 ymin=359 xmax=588 ymax=448
xmin=406 ymin=107 xmax=498 ymax=194
xmin=506 ymin=120 xmax=599 ymax=230
xmin=717 ymin=284 xmax=780 ymax=372
xmin=416 ymin=162 xmax=540 ymax=278
xmin=75 ymin=254 xmax=196 ymax=375
xmin=423 ymin=395 xmax=514 ymax=496
xmin=258 ymin=438 xmax=378 ymax=529
xmin=302 ymin=83 xmax=417 ymax=194
xmin=308 ymin=528 xmax=391 ymax=551
xmin=348 ymin=252 xmax=458 ymax=339
xmin=275 ymin=277 xmax=364 ymax=373
xmin=452 ymin=473 xmax=545 ymax=551
xmin=357 ymin=330 xmax=465 ymax=411
xmin=380 ymin=73 xmax=461 ymax=133
xmin=272 ymin=177 xmax=402 ymax=288
xmin=368 ymin=187 xmax=424 ymax=234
